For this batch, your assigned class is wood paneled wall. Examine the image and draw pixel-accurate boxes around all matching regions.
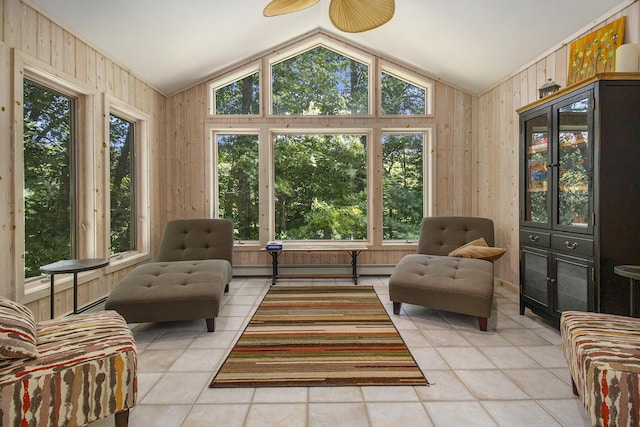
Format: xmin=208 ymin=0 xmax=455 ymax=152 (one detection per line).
xmin=0 ymin=0 xmax=166 ymax=320
xmin=477 ymin=1 xmax=640 ymax=288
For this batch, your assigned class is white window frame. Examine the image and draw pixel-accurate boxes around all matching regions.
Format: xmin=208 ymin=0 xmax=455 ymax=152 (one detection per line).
xmin=206 ymin=127 xmax=262 ymax=244
xmin=103 ymin=95 xmax=151 ymax=271
xmin=381 ymin=128 xmax=435 ymax=243
xmin=13 ymin=51 xmax=98 ymax=303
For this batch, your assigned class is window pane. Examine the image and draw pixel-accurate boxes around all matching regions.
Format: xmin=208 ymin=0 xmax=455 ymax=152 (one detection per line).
xmin=23 ymin=80 xmax=75 ymax=278
xmin=109 ymin=114 xmax=135 ymax=255
xmin=272 ymin=47 xmax=368 ymax=115
xmin=215 ymin=72 xmax=260 ymax=115
xmin=274 ymin=134 xmax=367 ymax=240
xmin=381 ymin=72 xmax=426 ymax=115
xmin=382 ymin=134 xmax=423 ymax=239
xmin=217 ymin=134 xmax=259 ymax=240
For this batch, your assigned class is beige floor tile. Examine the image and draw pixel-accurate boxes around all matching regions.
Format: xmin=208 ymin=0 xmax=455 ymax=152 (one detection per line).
xmin=308 ymin=403 xmax=370 ymax=427
xmin=481 ymin=401 xmax=562 ymax=426
xmin=169 ymin=348 xmax=227 ymax=372
xmin=360 ymin=385 xmax=420 ymax=402
xmin=252 ymin=387 xmax=308 ymax=403
xmin=421 ymin=329 xmax=472 ymax=347
xmin=188 ymin=330 xmax=239 ymax=349
xmin=129 ymin=404 xmax=191 ymax=427
xmin=410 ymin=347 xmax=451 ymax=371
xmin=459 ymin=329 xmax=513 ymax=347
xmin=399 ymin=329 xmax=433 ymax=347
xmin=479 ymin=346 xmax=542 ymax=369
xmin=424 ymin=401 xmax=497 ymax=427
xmin=522 ymin=345 xmax=567 ymax=368
xmin=245 ymin=403 xmax=307 ymax=427
xmin=498 ymin=328 xmax=551 ymax=346
xmin=414 ymin=370 xmax=475 ymax=401
xmin=436 ymin=347 xmax=496 ymax=370
xmin=537 ymin=399 xmax=592 ymax=426
xmin=181 ymin=404 xmax=249 ymax=427
xmin=141 ymin=372 xmax=212 ymax=404
xmin=309 ymin=386 xmax=363 ymax=402
xmin=455 ymin=370 xmax=529 ymax=400
xmin=367 ymin=402 xmax=433 ymax=427
xmin=136 ymin=348 xmax=185 ymax=373
xmin=503 ymin=368 xmax=577 ymax=399
xmin=197 ymin=386 xmax=255 ymax=404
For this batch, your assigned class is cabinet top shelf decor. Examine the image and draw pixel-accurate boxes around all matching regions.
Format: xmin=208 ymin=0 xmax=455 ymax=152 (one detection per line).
xmin=517 ymin=72 xmax=640 ymax=113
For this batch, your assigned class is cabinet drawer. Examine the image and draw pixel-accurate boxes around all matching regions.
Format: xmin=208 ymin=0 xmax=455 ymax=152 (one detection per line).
xmin=551 ymin=235 xmax=593 ymax=257
xmin=520 ymin=230 xmax=550 ymax=248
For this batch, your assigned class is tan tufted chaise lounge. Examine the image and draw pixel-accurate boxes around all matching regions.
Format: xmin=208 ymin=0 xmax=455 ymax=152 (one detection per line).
xmin=105 ymin=219 xmax=233 ymax=332
xmin=389 ymin=216 xmax=495 ymax=331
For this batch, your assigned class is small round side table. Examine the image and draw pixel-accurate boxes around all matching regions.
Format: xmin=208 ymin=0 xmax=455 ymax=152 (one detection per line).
xmin=40 ymin=258 xmax=109 ymax=318
xmin=614 ymin=265 xmax=640 ymax=317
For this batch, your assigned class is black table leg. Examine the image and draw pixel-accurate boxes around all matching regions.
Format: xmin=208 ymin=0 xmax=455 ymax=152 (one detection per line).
xmin=350 ymin=251 xmax=361 ymax=285
xmin=50 ymin=274 xmax=55 ymax=319
xmin=270 ymin=251 xmax=280 ymax=285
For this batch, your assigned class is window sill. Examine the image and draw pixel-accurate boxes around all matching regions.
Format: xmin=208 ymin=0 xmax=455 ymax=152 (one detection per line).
xmin=106 ymin=251 xmax=151 ymax=274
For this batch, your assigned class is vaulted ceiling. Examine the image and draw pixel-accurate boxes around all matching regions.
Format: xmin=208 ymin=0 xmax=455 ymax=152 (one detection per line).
xmin=29 ymin=0 xmax=629 ymax=95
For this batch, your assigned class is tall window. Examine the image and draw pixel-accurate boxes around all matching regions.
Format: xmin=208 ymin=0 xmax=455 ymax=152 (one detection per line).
xmin=382 ymin=133 xmax=426 ymax=240
xmin=216 ymin=133 xmax=259 ymax=240
xmin=23 ymin=79 xmax=75 ymax=278
xmin=274 ymin=134 xmax=367 ymax=240
xmin=271 ymin=46 xmax=369 ymax=115
xmin=109 ymin=114 xmax=135 ymax=255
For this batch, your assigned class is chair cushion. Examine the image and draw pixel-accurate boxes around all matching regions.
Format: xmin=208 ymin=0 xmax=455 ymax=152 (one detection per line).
xmin=105 ymin=259 xmax=232 ymax=324
xmin=0 ymin=296 xmax=38 ymax=360
xmin=389 ymin=254 xmax=494 ymax=318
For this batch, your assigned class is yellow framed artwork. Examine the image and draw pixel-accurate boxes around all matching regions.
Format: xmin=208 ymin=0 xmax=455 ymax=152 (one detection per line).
xmin=568 ymin=16 xmax=625 ymax=86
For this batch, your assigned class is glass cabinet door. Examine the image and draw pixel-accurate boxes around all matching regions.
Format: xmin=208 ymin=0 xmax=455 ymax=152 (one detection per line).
xmin=555 ymin=96 xmax=592 ymax=232
xmin=523 ymin=113 xmax=550 ymax=226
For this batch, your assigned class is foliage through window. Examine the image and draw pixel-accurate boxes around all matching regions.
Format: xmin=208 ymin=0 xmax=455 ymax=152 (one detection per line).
xmin=214 ymin=72 xmax=259 ymax=115
xmin=271 ymin=46 xmax=368 ymax=115
xmin=216 ymin=134 xmax=259 ymax=240
xmin=382 ymin=134 xmax=424 ymax=239
xmin=274 ymin=134 xmax=367 ymax=240
xmin=23 ymin=79 xmax=75 ymax=278
xmin=381 ymin=72 xmax=427 ymax=115
xmin=109 ymin=114 xmax=135 ymax=255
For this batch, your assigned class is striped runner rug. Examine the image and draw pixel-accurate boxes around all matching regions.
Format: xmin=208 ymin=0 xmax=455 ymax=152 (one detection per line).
xmin=210 ymin=285 xmax=428 ymax=387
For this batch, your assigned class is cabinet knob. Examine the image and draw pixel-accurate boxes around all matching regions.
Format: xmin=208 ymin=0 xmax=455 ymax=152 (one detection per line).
xmin=547 ymin=277 xmax=557 ymax=284
xmin=564 ymin=240 xmax=578 ymax=250
xmin=528 ymin=234 xmax=539 ymax=242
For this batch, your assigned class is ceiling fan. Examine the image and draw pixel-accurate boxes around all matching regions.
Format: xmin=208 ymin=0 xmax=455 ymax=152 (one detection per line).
xmin=263 ymin=0 xmax=395 ymax=33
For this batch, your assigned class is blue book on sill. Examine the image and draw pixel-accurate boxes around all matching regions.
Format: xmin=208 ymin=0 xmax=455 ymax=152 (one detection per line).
xmin=266 ymin=241 xmax=283 ymax=250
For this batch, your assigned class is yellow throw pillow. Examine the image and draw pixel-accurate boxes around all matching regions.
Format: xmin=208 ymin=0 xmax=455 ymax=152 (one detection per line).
xmin=448 ymin=238 xmax=506 ymax=262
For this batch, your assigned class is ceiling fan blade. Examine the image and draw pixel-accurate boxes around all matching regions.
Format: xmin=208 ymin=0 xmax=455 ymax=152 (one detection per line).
xmin=329 ymin=0 xmax=395 ymax=33
xmin=264 ymin=0 xmax=320 ymax=17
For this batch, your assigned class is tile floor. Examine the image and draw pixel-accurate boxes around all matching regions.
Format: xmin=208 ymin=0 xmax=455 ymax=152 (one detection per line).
xmin=93 ymin=277 xmax=592 ymax=427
